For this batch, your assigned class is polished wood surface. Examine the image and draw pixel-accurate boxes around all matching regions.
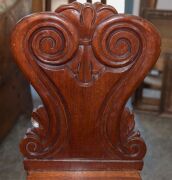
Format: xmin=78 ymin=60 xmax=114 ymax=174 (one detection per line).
xmin=11 ymin=1 xmax=161 ymax=178
xmin=27 ymin=171 xmax=141 ymax=180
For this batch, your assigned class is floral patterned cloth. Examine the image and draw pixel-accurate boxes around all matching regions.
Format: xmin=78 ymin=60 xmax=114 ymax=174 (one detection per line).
xmin=0 ymin=0 xmax=17 ymax=13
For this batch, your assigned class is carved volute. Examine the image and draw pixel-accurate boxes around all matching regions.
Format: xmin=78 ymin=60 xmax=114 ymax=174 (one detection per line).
xmin=11 ymin=2 xmax=161 ymax=172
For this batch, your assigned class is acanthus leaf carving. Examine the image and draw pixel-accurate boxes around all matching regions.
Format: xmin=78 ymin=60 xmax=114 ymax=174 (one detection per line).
xmin=118 ymin=108 xmax=146 ymax=159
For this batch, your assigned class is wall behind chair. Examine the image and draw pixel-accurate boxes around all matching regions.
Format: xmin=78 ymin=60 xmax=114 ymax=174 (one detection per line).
xmin=132 ymin=0 xmax=172 ymax=16
xmin=157 ymin=0 xmax=172 ymax=10
xmin=91 ymin=0 xmax=125 ymax=13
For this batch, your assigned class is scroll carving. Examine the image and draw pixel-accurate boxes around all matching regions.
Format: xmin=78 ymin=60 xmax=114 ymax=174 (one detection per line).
xmin=119 ymin=108 xmax=146 ymax=159
xmin=11 ymin=2 xmax=161 ymax=171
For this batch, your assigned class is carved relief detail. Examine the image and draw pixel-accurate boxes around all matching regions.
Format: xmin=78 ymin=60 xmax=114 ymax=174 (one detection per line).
xmin=23 ymin=2 xmax=143 ymax=87
xmin=19 ymin=66 xmax=70 ymax=159
xmin=99 ymin=92 xmax=146 ymax=160
xmin=27 ymin=17 xmax=79 ymax=67
xmin=11 ymin=2 xmax=161 ymax=165
xmin=118 ymin=108 xmax=146 ymax=159
xmin=12 ymin=14 xmax=72 ymax=158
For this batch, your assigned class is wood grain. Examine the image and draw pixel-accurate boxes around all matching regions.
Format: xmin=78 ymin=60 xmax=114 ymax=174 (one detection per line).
xmin=11 ymin=1 xmax=161 ymax=178
xmin=28 ymin=171 xmax=141 ymax=180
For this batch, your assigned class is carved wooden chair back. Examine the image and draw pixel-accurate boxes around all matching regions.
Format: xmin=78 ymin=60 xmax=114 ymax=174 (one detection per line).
xmin=11 ymin=1 xmax=160 ymax=175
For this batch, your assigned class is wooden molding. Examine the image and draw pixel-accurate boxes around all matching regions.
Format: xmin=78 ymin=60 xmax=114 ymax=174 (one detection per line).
xmin=28 ymin=171 xmax=141 ymax=180
xmin=11 ymin=1 xmax=161 ymax=174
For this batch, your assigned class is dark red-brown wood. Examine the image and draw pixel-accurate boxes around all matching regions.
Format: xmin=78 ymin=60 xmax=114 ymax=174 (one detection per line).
xmin=10 ymin=2 xmax=161 ymax=178
xmin=68 ymin=0 xmax=75 ymax=3
xmin=45 ymin=0 xmax=51 ymax=11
